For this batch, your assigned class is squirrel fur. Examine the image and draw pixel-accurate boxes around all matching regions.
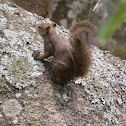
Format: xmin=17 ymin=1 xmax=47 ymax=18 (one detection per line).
xmin=33 ymin=21 xmax=96 ymax=83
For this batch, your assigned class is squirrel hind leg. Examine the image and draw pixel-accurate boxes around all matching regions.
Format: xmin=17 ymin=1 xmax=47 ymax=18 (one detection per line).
xmin=53 ymin=61 xmax=73 ymax=83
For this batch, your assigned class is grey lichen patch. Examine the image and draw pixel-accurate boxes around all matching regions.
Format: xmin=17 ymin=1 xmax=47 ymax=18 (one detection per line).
xmin=0 ymin=13 xmax=8 ymax=30
xmin=3 ymin=99 xmax=22 ymax=124
xmin=75 ymin=47 xmax=126 ymax=124
xmin=0 ymin=39 xmax=44 ymax=89
xmin=1 ymin=55 xmax=40 ymax=89
xmin=0 ymin=3 xmax=45 ymax=89
xmin=2 ymin=9 xmax=10 ymax=20
xmin=0 ymin=29 xmax=45 ymax=89
xmin=0 ymin=74 xmax=11 ymax=93
xmin=0 ymin=3 xmax=17 ymax=15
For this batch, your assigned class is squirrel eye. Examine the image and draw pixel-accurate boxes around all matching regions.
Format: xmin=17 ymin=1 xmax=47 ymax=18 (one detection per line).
xmin=38 ymin=26 xmax=41 ymax=29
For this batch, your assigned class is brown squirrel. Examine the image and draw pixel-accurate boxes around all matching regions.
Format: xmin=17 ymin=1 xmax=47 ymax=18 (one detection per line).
xmin=33 ymin=21 xmax=96 ymax=83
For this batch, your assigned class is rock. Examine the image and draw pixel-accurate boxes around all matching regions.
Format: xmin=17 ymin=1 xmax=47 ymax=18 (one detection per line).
xmin=3 ymin=99 xmax=22 ymax=124
xmin=0 ymin=1 xmax=126 ymax=126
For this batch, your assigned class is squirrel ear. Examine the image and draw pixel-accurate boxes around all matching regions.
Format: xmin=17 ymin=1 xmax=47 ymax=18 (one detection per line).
xmin=52 ymin=23 xmax=56 ymax=27
xmin=46 ymin=26 xmax=50 ymax=31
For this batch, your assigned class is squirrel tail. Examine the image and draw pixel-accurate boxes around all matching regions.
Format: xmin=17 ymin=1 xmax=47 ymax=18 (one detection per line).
xmin=69 ymin=21 xmax=96 ymax=77
xmin=69 ymin=20 xmax=96 ymax=34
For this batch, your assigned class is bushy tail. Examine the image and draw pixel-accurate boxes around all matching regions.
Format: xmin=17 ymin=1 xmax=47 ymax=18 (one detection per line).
xmin=69 ymin=21 xmax=96 ymax=77
xmin=69 ymin=20 xmax=96 ymax=34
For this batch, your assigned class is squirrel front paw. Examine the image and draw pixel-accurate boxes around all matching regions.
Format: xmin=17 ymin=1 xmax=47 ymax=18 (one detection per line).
xmin=32 ymin=51 xmax=40 ymax=59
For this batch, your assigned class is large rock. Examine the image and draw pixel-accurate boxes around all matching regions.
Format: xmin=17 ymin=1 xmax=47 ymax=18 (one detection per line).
xmin=0 ymin=1 xmax=126 ymax=126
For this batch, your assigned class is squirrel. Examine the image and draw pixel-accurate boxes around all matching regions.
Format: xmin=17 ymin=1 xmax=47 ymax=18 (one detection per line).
xmin=32 ymin=21 xmax=96 ymax=83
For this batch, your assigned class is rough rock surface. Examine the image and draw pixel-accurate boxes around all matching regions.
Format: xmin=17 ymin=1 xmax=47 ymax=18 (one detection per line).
xmin=0 ymin=1 xmax=126 ymax=126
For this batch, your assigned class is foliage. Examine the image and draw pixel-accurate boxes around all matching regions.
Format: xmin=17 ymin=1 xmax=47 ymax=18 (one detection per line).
xmin=112 ymin=45 xmax=126 ymax=59
xmin=97 ymin=0 xmax=126 ymax=40
xmin=65 ymin=0 xmax=73 ymax=4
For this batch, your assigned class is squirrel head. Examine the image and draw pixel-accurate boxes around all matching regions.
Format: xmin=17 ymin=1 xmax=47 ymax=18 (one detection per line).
xmin=36 ymin=23 xmax=57 ymax=38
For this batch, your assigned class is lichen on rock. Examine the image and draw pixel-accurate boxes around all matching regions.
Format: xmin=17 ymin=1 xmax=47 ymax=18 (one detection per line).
xmin=1 ymin=55 xmax=42 ymax=89
xmin=0 ymin=2 xmax=45 ymax=89
xmin=3 ymin=99 xmax=22 ymax=124
xmin=75 ymin=47 xmax=126 ymax=124
xmin=0 ymin=1 xmax=126 ymax=126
